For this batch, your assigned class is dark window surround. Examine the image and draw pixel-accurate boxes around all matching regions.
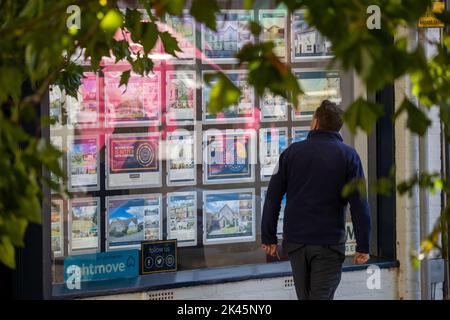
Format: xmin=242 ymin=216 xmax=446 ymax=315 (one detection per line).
xmin=374 ymin=85 xmax=397 ymax=259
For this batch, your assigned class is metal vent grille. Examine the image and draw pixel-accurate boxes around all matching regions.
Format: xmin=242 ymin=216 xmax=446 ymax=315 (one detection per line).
xmin=284 ymin=278 xmax=295 ymax=289
xmin=148 ymin=290 xmax=175 ymax=300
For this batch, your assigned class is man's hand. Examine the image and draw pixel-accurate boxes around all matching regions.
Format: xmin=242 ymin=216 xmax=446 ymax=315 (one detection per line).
xmin=261 ymin=244 xmax=278 ymax=257
xmin=353 ymin=252 xmax=370 ymax=264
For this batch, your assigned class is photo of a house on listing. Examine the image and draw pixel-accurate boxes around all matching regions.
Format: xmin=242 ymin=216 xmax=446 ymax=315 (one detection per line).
xmin=259 ymin=10 xmax=287 ymax=60
xmin=106 ymin=194 xmax=162 ymax=251
xmin=291 ymin=10 xmax=332 ymax=60
xmin=203 ymin=189 xmax=255 ymax=245
xmin=202 ymin=10 xmax=253 ymax=64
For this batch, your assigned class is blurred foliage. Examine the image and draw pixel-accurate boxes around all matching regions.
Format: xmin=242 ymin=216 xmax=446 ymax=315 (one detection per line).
xmin=344 ymin=98 xmax=384 ymax=134
xmin=0 ymin=0 xmax=450 ymax=268
xmin=237 ymin=42 xmax=302 ymax=108
xmin=0 ymin=105 xmax=65 ymax=268
xmin=204 ymin=72 xmax=241 ymax=114
xmin=342 ymin=165 xmax=396 ymax=200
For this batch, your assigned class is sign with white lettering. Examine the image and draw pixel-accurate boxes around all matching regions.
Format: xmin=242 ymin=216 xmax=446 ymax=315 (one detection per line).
xmin=141 ymin=239 xmax=177 ymax=275
xmin=63 ymin=250 xmax=139 ymax=284
xmin=345 ymin=222 xmax=356 ymax=256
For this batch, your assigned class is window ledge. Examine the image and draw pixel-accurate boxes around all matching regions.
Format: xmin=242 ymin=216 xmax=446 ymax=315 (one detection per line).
xmin=52 ymin=257 xmax=399 ymax=299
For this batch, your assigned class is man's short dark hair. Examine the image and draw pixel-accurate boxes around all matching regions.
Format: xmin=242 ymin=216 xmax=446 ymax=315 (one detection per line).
xmin=314 ymin=100 xmax=343 ymax=132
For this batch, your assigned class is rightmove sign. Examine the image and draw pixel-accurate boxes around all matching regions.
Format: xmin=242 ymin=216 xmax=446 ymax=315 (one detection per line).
xmin=64 ymin=250 xmax=139 ymax=289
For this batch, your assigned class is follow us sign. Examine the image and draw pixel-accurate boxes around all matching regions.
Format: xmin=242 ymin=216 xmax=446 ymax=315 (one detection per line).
xmin=64 ymin=250 xmax=139 ymax=290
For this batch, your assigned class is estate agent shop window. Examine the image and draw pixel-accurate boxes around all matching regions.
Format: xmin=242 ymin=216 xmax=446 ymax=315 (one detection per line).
xmin=45 ymin=1 xmax=382 ymax=298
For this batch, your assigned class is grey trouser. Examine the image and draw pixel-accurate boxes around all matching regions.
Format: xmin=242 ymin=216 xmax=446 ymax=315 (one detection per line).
xmin=287 ymin=244 xmax=345 ymax=300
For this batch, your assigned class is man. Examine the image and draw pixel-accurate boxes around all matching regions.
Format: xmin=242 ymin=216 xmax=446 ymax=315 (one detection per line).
xmin=261 ymin=100 xmax=371 ymax=300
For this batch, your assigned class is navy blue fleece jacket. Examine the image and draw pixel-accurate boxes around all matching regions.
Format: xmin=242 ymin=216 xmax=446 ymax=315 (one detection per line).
xmin=261 ymin=130 xmax=371 ymax=253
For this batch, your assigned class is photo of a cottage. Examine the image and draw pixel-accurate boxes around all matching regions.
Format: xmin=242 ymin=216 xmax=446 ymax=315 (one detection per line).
xmin=206 ymin=24 xmax=238 ymax=52
xmin=203 ymin=13 xmax=253 ymax=60
xmin=107 ymin=198 xmax=157 ymax=247
xmin=265 ymin=24 xmax=284 ymax=39
xmin=292 ymin=13 xmax=332 ymax=58
xmin=260 ymin=12 xmax=287 ymax=58
xmin=207 ymin=203 xmax=239 ymax=235
xmin=203 ymin=74 xmax=254 ymax=121
xmin=205 ymin=193 xmax=254 ymax=241
xmin=109 ymin=214 xmax=143 ymax=238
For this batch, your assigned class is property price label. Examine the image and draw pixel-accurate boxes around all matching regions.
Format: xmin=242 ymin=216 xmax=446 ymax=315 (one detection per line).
xmin=141 ymin=239 xmax=177 ymax=275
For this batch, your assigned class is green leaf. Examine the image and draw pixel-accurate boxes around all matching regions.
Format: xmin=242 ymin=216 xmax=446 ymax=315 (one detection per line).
xmin=204 ymin=73 xmax=241 ymax=114
xmin=373 ymin=177 xmax=395 ymax=196
xmin=130 ymin=55 xmax=154 ymax=75
xmin=25 ymin=43 xmax=38 ymax=81
xmin=395 ymin=98 xmax=432 ymax=136
xmin=36 ymin=139 xmax=65 ymax=180
xmin=0 ymin=236 xmax=15 ymax=269
xmin=100 ymin=9 xmax=123 ymax=33
xmin=141 ymin=22 xmax=159 ymax=54
xmin=237 ymin=42 xmax=302 ymax=109
xmin=397 ymin=172 xmax=443 ymax=197
xmin=18 ymin=186 xmax=42 ymax=224
xmin=159 ymin=31 xmax=182 ymax=56
xmin=124 ymin=8 xmax=143 ymax=42
xmin=411 ymin=255 xmax=420 ymax=270
xmin=343 ymin=98 xmax=384 ymax=134
xmin=190 ymin=0 xmax=220 ymax=31
xmin=119 ymin=70 xmax=131 ymax=87
xmin=249 ymin=21 xmax=262 ymax=36
xmin=3 ymin=216 xmax=28 ymax=247
xmin=54 ymin=63 xmax=83 ymax=99
xmin=342 ymin=178 xmax=367 ymax=198
xmin=0 ymin=66 xmax=23 ymax=103
xmin=111 ymin=40 xmax=131 ymax=62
